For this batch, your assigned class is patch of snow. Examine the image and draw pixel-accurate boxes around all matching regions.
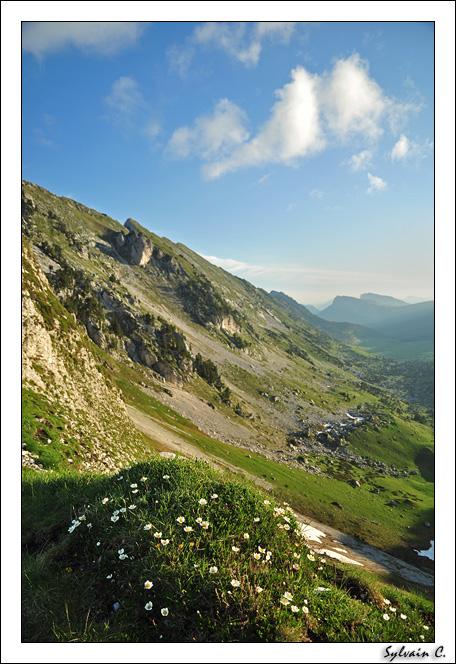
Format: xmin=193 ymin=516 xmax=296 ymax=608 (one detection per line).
xmin=316 ymin=548 xmax=364 ymax=566
xmin=300 ymin=524 xmax=326 ymax=544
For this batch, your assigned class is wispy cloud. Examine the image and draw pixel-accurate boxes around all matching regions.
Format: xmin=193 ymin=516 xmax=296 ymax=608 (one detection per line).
xmin=391 ymin=134 xmax=433 ymax=161
xmin=309 ymin=189 xmax=324 ymax=199
xmin=167 ymin=22 xmax=296 ymax=76
xmin=167 ymin=99 xmax=249 ymax=160
xmin=367 ymin=172 xmax=387 ymax=194
xmin=105 ymin=76 xmax=146 ymax=117
xmin=193 ymin=22 xmax=296 ymax=67
xmin=32 ymin=127 xmax=57 ymax=149
xmin=201 ymin=253 xmax=388 ymax=286
xmin=168 ymin=53 xmax=420 ymax=179
xmin=347 ymin=149 xmax=373 ymax=171
xmin=22 ymin=22 xmax=145 ymax=59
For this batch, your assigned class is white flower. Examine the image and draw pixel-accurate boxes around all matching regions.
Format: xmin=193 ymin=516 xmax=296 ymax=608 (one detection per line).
xmin=280 ymin=598 xmax=290 ymax=606
xmin=144 ymin=580 xmax=153 ymax=590
xmin=420 ymin=635 xmax=425 ymax=640
xmin=243 ymin=533 xmax=249 ymax=539
xmin=130 ymin=483 xmax=138 ymax=488
xmin=106 ymin=574 xmax=113 ymax=579
xmin=161 ymin=608 xmax=169 ymax=616
xmin=231 ymin=579 xmax=240 ymax=587
xmin=211 ymin=494 xmax=218 ymax=499
xmin=144 ymin=523 xmax=152 ymax=530
xmin=118 ymin=548 xmax=124 ymax=554
xmin=201 ymin=521 xmax=209 ymax=530
xmin=209 ymin=566 xmax=218 ymax=574
xmin=145 ymin=601 xmax=153 ymax=611
xmin=128 ymin=504 xmax=136 ymax=510
xmin=400 ymin=614 xmax=407 ymax=620
xmin=283 ymin=524 xmax=290 ymax=530
xmin=132 ymin=489 xmax=138 ymax=494
xmin=383 ymin=598 xmax=391 ymax=605
xmin=119 ymin=553 xmax=128 ymax=560
xmin=307 ymin=554 xmax=315 ymax=561
xmin=283 ymin=592 xmax=293 ymax=601
xmin=292 ymin=564 xmax=300 ymax=570
xmin=390 ymin=607 xmax=397 ymax=613
xmin=120 ymin=508 xmax=126 ymax=513
xmin=198 ymin=498 xmax=207 ymax=505
xmin=258 ymin=546 xmax=266 ymax=553
xmin=113 ymin=510 xmax=120 ymax=516
xmin=184 ymin=526 xmax=193 ymax=532
xmin=163 ymin=475 xmax=170 ymax=480
xmin=256 ymin=586 xmax=263 ymax=593
xmin=154 ymin=532 xmax=162 ymax=538
xmin=254 ymin=517 xmax=260 ymax=522
xmin=111 ymin=515 xmax=119 ymax=522
xmin=160 ymin=539 xmax=170 ymax=546
xmin=79 ymin=515 xmax=86 ymax=521
xmin=96 ymin=541 xmax=101 ymax=546
xmin=291 ymin=605 xmax=300 ymax=613
xmin=117 ymin=476 xmax=123 ymax=481
xmin=177 ymin=516 xmax=185 ymax=524
xmin=423 ymin=626 xmax=429 ymax=631
xmin=253 ymin=553 xmax=261 ymax=560
xmin=232 ymin=546 xmax=240 ymax=553
xmin=196 ymin=517 xmax=203 ymax=524
xmin=293 ymin=552 xmax=300 ymax=558
xmin=264 ymin=500 xmax=270 ymax=505
xmin=383 ymin=614 xmax=390 ymax=621
xmin=302 ymin=605 xmax=309 ymax=614
xmin=140 ymin=477 xmax=147 ymax=482
xmin=87 ymin=523 xmax=92 ymax=528
xmin=102 ymin=498 xmax=109 ymax=504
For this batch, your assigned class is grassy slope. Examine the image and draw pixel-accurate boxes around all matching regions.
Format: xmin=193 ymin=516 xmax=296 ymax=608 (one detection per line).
xmin=22 ymin=459 xmax=434 ymax=643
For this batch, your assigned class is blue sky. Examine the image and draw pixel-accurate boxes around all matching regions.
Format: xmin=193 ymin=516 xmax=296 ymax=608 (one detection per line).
xmin=18 ymin=16 xmax=439 ymax=305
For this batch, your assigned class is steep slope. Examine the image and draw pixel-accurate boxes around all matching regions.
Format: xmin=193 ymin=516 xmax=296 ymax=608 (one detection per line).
xmin=22 ymin=239 xmax=153 ymax=472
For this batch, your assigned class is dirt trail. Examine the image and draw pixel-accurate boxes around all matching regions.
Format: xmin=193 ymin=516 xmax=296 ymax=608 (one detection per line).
xmin=127 ymin=404 xmax=434 ymax=588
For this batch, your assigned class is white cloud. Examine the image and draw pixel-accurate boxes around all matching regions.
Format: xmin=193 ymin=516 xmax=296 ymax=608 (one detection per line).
xmin=391 ymin=134 xmax=411 ymax=161
xmin=320 ymin=54 xmax=386 ymax=140
xmin=391 ymin=134 xmax=433 ymax=161
xmin=22 ymin=22 xmax=145 ymax=59
xmin=348 ymin=149 xmax=373 ymax=171
xmin=203 ymin=66 xmax=324 ymax=179
xmin=105 ymin=77 xmax=146 ymax=117
xmin=168 ymin=52 xmax=424 ymax=179
xmin=167 ymin=99 xmax=249 ymax=160
xmin=193 ymin=21 xmax=296 ymax=67
xmin=309 ymin=189 xmax=324 ymax=199
xmin=367 ymin=172 xmax=387 ymax=194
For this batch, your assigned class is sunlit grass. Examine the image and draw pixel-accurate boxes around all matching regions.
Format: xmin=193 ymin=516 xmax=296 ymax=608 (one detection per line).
xmin=22 ymin=457 xmax=434 ymax=643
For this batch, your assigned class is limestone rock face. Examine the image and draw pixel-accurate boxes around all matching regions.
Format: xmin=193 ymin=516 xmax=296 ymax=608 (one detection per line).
xmin=115 ymin=219 xmax=154 ymax=266
xmin=152 ymin=361 xmax=182 ymax=384
xmin=219 ymin=316 xmax=241 ymax=333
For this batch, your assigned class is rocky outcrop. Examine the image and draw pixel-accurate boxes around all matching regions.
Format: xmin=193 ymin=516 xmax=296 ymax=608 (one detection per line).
xmin=118 ymin=220 xmax=154 ymax=266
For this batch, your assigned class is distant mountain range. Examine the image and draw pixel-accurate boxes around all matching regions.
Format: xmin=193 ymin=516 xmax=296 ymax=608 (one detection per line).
xmin=314 ymin=294 xmax=434 ymax=344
